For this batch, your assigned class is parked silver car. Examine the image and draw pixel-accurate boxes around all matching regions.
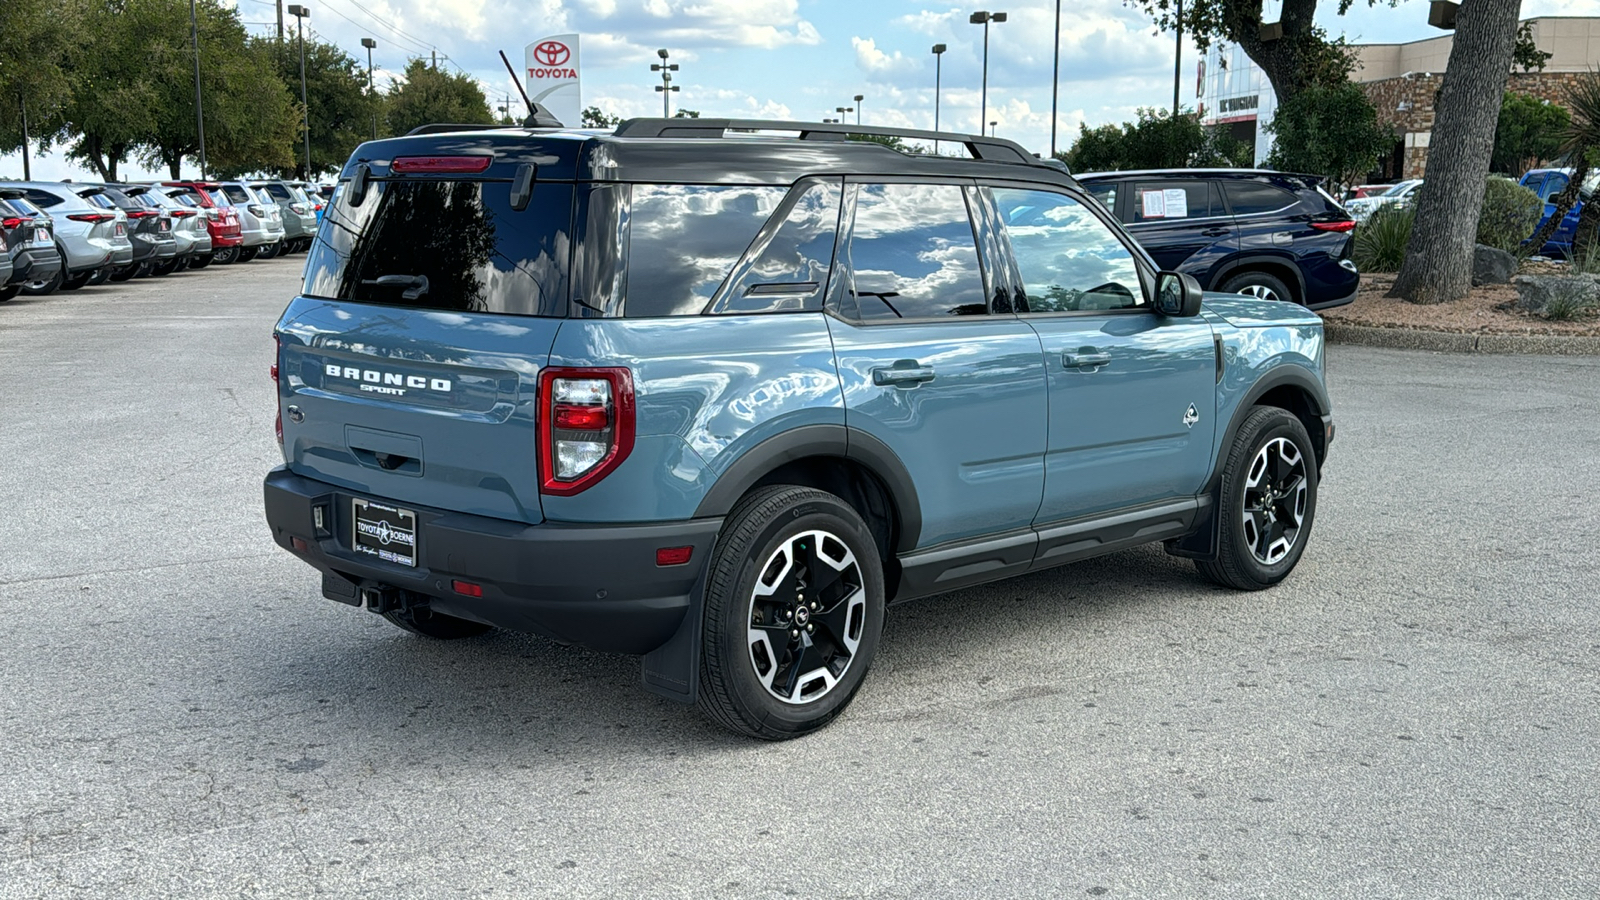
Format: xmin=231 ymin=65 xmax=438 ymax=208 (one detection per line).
xmin=9 ymin=182 xmax=133 ymax=292
xmin=147 ymin=187 xmax=214 ymax=269
xmin=216 ymin=181 xmax=285 ymax=261
xmin=252 ymin=180 xmax=318 ymax=253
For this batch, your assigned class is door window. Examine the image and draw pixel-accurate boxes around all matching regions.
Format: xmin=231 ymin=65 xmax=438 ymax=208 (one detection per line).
xmin=1223 ymin=180 xmax=1299 ymax=216
xmin=1130 ymin=181 xmax=1213 ymax=223
xmin=846 ymin=183 xmax=986 ymax=320
xmin=992 ymin=188 xmax=1144 ymax=312
xmin=1539 ymin=174 xmax=1569 ymax=202
xmin=1085 ymin=182 xmax=1118 ymax=215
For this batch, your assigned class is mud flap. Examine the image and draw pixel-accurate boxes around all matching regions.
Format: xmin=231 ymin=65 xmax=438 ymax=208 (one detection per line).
xmin=1164 ymin=493 xmax=1218 ymax=561
xmin=640 ymin=561 xmax=709 ymax=704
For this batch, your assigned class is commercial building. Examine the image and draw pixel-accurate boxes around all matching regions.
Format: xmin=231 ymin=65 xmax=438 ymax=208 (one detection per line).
xmin=1198 ymin=16 xmax=1600 ymax=179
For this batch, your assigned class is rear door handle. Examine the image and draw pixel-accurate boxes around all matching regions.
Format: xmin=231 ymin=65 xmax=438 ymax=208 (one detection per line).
xmin=1063 ymin=351 xmax=1112 ymax=370
xmin=1201 ymin=227 xmax=1232 ymax=236
xmin=872 ymin=360 xmax=937 ymax=387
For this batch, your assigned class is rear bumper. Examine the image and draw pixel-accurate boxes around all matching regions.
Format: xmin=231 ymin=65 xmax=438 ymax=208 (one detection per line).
xmin=263 ymin=466 xmax=721 ymax=654
xmin=7 ymin=245 xmax=61 ymax=285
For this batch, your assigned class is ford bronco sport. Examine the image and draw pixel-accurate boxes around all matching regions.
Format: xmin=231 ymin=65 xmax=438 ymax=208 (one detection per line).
xmin=265 ymin=117 xmax=1334 ymax=740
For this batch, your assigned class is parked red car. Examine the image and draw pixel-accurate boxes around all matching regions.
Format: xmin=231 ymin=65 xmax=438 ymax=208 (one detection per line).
xmin=160 ymin=181 xmax=243 ymax=265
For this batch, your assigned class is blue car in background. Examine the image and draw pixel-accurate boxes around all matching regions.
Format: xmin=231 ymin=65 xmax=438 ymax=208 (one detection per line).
xmin=1075 ymin=169 xmax=1360 ymax=310
xmin=1519 ymin=167 xmax=1598 ymax=257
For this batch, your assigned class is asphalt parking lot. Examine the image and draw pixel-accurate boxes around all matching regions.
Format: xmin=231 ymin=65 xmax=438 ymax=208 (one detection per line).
xmin=2 ymin=258 xmax=1598 ymax=898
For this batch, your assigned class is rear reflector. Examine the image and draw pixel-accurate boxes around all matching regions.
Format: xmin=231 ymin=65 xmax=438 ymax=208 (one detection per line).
xmin=451 ymin=580 xmax=484 ymax=597
xmin=656 ymin=547 xmax=693 ymax=567
xmin=1310 ymin=220 xmax=1357 ymax=233
xmin=290 ymin=537 xmax=309 ymax=552
xmin=391 ymin=155 xmax=494 ymax=174
xmin=553 ymin=404 xmax=608 ymax=431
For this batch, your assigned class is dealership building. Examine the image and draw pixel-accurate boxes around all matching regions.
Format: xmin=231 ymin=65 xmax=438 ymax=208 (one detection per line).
xmin=1199 ymin=16 xmax=1600 ymax=179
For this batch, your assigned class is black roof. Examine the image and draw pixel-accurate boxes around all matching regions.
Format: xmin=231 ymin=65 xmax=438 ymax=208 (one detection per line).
xmin=1075 ymin=167 xmax=1325 ymax=184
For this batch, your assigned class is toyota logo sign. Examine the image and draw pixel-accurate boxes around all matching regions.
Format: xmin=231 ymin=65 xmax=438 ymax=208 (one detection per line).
xmin=533 ymin=41 xmax=569 ymax=66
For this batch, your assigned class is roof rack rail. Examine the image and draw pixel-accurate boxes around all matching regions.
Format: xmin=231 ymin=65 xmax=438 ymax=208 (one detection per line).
xmin=405 ymin=123 xmax=532 ymax=136
xmin=610 ymin=117 xmax=1044 ymax=167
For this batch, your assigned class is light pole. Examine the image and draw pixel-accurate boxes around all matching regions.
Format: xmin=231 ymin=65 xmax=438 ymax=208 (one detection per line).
xmin=17 ymin=94 xmax=30 ymax=180
xmin=288 ymin=4 xmax=310 ymax=178
xmin=854 ymin=94 xmax=863 ymax=125
xmin=990 ymin=120 xmax=997 ymax=136
xmin=1051 ymin=0 xmax=1061 ymax=157
xmin=651 ymin=49 xmax=679 ymax=117
xmin=969 ymin=10 xmax=1006 ymax=134
xmin=1172 ymin=0 xmax=1183 ymax=118
xmin=361 ymin=37 xmax=376 ymax=141
xmin=189 ymin=0 xmax=206 ymax=178
xmin=835 ymin=106 xmax=853 ymax=126
xmin=932 ymin=43 xmax=946 ymax=154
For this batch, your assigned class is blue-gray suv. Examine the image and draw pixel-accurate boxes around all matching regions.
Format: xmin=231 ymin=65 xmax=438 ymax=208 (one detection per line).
xmin=264 ymin=118 xmax=1334 ymax=739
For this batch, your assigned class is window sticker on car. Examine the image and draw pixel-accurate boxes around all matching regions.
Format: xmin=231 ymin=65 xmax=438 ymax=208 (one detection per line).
xmin=1140 ymin=188 xmax=1188 ymax=219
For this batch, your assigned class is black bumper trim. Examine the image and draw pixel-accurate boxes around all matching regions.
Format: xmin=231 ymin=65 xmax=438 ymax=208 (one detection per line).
xmin=263 ymin=466 xmax=721 ymax=655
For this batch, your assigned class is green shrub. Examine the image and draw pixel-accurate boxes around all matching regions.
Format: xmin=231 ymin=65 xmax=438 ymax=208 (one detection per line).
xmin=1353 ymin=203 xmax=1414 ymax=273
xmin=1542 ymin=279 xmax=1599 ymax=320
xmin=1477 ymin=176 xmax=1543 ymax=253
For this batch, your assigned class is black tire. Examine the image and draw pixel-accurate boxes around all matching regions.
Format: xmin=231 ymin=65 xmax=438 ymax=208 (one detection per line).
xmin=57 ymin=270 xmax=94 ymax=291
xmin=22 ymin=266 xmax=63 ymax=295
xmin=698 ymin=485 xmax=886 ymax=740
xmin=108 ymin=264 xmax=137 ymax=282
xmin=1196 ymin=406 xmax=1319 ymax=591
xmin=152 ymin=258 xmax=181 ymax=277
xmin=258 ymin=241 xmax=280 ymax=260
xmin=87 ymin=267 xmax=112 ymax=286
xmin=237 ymin=246 xmax=258 ymax=262
xmin=382 ymin=606 xmax=493 ymax=639
xmin=1219 ymin=270 xmax=1295 ymax=305
xmin=0 ymin=284 xmax=18 ymax=302
xmin=212 ymin=247 xmax=236 ymax=265
xmin=188 ymin=253 xmax=212 ymax=269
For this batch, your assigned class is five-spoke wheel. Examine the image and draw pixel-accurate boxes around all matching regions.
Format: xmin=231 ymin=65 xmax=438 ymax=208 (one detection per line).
xmin=746 ymin=529 xmax=868 ymax=705
xmin=1197 ymin=406 xmax=1319 ymax=590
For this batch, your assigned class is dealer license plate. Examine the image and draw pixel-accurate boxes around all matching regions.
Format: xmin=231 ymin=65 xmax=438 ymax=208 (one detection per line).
xmin=352 ymin=498 xmax=417 ymax=567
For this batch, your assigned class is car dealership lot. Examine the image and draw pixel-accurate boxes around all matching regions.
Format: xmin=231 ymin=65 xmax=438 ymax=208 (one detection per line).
xmin=2 ymin=261 xmax=1598 ymax=898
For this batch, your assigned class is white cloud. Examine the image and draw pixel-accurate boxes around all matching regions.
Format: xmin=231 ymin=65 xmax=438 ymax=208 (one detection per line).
xmin=853 ymin=37 xmax=922 ymax=77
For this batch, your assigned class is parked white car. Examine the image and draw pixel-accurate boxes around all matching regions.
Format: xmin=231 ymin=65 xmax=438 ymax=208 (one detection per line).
xmin=1346 ymin=179 xmax=1423 ymax=222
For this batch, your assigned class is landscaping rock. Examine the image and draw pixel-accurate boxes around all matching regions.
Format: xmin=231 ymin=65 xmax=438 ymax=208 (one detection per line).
xmin=1510 ymin=273 xmax=1600 ymax=315
xmin=1472 ymin=244 xmax=1518 ymax=286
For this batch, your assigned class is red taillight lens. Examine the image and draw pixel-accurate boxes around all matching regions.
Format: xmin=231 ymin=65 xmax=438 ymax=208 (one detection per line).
xmin=391 ymin=155 xmax=494 ymax=174
xmin=1310 ymin=220 xmax=1357 ymax=233
xmin=170 ymin=209 xmax=197 ymax=218
xmin=656 ymin=547 xmax=693 ymax=567
xmin=66 ymin=212 xmax=115 ymax=223
xmin=127 ymin=210 xmax=157 ymax=219
xmin=451 ymin=580 xmax=483 ymax=597
xmin=2 ymin=216 xmax=23 ymax=229
xmin=538 ymin=367 xmax=635 ymax=496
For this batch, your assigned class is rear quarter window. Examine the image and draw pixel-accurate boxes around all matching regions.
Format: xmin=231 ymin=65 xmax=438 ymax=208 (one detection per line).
xmin=621 ymin=184 xmax=787 ymax=317
xmin=1224 ymin=181 xmax=1301 ymax=216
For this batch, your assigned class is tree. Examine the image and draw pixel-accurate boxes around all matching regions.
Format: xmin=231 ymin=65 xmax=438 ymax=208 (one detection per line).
xmin=56 ymin=0 xmax=180 ymax=181
xmin=1528 ymin=71 xmax=1600 ymax=256
xmin=1389 ymin=0 xmax=1524 ymax=305
xmin=1266 ymin=81 xmax=1393 ymax=187
xmin=137 ymin=0 xmax=297 ymax=179
xmin=0 ymin=0 xmax=79 ymax=165
xmin=581 ymin=106 xmax=620 ymax=127
xmin=384 ymin=59 xmax=492 ymax=137
xmin=1513 ymin=22 xmax=1553 ymax=72
xmin=252 ymin=35 xmax=374 ymax=178
xmin=1061 ymin=109 xmax=1248 ymax=171
xmin=1492 ymin=92 xmax=1569 ymax=176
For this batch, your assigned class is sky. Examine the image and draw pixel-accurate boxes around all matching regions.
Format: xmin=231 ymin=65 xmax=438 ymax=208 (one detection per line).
xmin=6 ymin=0 xmax=1600 ymax=181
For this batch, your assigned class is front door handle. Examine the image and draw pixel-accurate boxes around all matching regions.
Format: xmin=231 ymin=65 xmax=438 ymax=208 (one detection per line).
xmin=1063 ymin=351 xmax=1112 ymax=370
xmin=872 ymin=360 xmax=937 ymax=387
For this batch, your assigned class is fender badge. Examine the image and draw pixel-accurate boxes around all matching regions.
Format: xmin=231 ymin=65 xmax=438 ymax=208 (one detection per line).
xmin=1183 ymin=403 xmax=1199 ymax=428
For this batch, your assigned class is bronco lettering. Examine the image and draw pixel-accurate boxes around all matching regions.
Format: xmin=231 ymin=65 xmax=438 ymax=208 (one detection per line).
xmin=325 ymin=363 xmax=451 ymax=393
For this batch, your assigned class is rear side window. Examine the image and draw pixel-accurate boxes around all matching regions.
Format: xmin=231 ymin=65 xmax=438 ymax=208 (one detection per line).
xmin=222 ymin=185 xmax=250 ymax=204
xmin=714 ymin=179 xmax=842 ymax=315
xmin=1130 ymin=181 xmax=1214 ymax=222
xmin=623 ymin=184 xmax=785 ymax=317
xmin=1085 ymin=182 xmax=1118 ymax=215
xmin=846 ymin=183 xmax=986 ymax=321
xmin=1224 ymin=181 xmax=1299 ymax=216
xmin=302 ymin=178 xmax=573 ymax=317
xmin=264 ymin=184 xmax=292 ymax=200
xmin=207 ymin=190 xmax=232 ymax=207
xmin=84 ymin=193 xmax=117 ymax=210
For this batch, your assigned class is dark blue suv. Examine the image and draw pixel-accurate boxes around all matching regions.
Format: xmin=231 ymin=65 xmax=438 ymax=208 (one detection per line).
xmin=1075 ymin=170 xmax=1359 ymax=310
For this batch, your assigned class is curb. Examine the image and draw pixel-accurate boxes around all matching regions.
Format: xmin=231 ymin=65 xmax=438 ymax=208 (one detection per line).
xmin=1324 ymin=322 xmax=1600 ymax=356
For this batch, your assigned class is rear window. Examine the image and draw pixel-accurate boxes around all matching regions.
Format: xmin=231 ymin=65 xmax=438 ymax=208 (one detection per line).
xmin=1130 ymin=181 xmax=1216 ymax=222
xmin=263 ymin=184 xmax=293 ymax=200
xmin=1224 ymin=181 xmax=1299 ymax=216
xmin=301 ymin=178 xmax=573 ymax=317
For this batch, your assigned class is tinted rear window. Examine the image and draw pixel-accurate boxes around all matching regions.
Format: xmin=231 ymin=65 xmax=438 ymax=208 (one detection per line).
xmin=222 ymin=185 xmax=250 ymax=203
xmin=1224 ymin=181 xmax=1300 ymax=215
xmin=301 ymin=178 xmax=573 ymax=317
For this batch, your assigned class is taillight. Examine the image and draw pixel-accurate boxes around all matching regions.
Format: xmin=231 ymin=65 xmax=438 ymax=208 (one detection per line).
xmin=538 ymin=367 xmax=635 ymax=496
xmin=127 ymin=210 xmax=157 ymax=219
xmin=171 ymin=209 xmax=196 ymax=218
xmin=66 ymin=212 xmax=115 ymax=223
xmin=1 ymin=216 xmax=22 ymax=229
xmin=273 ymin=335 xmax=283 ymax=446
xmin=1310 ymin=220 xmax=1357 ymax=233
xmin=247 ymin=204 xmax=264 ymax=216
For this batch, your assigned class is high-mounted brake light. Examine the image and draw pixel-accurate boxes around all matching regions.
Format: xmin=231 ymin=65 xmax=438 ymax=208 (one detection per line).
xmin=391 ymin=155 xmax=494 ymax=174
xmin=538 ymin=367 xmax=635 ymax=496
xmin=1310 ymin=220 xmax=1357 ymax=233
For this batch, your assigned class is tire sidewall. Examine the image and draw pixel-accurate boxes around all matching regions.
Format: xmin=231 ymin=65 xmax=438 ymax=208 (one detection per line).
xmin=1222 ymin=411 xmax=1318 ymax=586
xmin=707 ymin=491 xmax=885 ymax=737
xmin=1223 ymin=271 xmax=1293 ymax=305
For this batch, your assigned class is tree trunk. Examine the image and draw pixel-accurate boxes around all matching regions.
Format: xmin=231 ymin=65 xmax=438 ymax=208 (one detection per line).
xmin=1528 ymin=159 xmax=1589 ymax=254
xmin=1389 ymin=0 xmax=1524 ymax=305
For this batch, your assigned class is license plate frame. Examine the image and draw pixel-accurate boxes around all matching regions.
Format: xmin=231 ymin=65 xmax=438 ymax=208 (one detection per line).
xmin=351 ymin=498 xmax=418 ymax=567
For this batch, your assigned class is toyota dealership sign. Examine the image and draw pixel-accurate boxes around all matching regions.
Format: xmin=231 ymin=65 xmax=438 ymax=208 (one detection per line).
xmin=524 ymin=34 xmax=581 ymax=127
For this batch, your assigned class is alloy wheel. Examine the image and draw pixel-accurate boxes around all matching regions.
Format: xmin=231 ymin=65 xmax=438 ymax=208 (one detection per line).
xmin=746 ymin=529 xmax=867 ymax=705
xmin=1237 ymin=284 xmax=1282 ymax=303
xmin=1241 ymin=437 xmax=1307 ymax=565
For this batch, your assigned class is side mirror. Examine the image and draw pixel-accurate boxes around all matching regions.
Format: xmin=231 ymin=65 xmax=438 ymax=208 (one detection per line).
xmin=347 ymin=163 xmax=371 ymax=208
xmin=1155 ymin=270 xmax=1203 ymax=317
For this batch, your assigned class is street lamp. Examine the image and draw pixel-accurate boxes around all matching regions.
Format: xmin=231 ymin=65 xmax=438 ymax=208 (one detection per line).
xmin=931 ymin=43 xmax=946 ymax=154
xmin=189 ymin=0 xmax=205 ymax=178
xmin=854 ymin=94 xmax=864 ymax=125
xmin=287 ymin=4 xmax=310 ymax=178
xmin=1172 ymin=0 xmax=1184 ymax=119
xmin=1050 ymin=0 xmax=1061 ymax=157
xmin=835 ymin=105 xmax=853 ymax=126
xmin=990 ymin=120 xmax=997 ymax=136
xmin=969 ymin=10 xmax=1006 ymax=135
xmin=360 ymin=37 xmax=376 ymax=141
xmin=651 ymin=49 xmax=680 ymax=117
